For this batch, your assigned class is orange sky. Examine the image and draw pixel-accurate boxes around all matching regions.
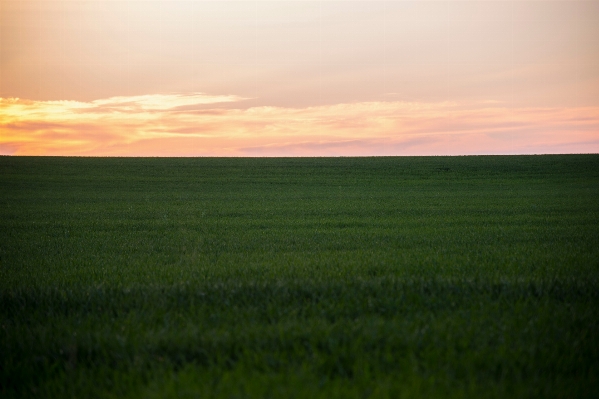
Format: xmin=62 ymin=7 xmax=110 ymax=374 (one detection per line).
xmin=1 ymin=0 xmax=598 ymax=156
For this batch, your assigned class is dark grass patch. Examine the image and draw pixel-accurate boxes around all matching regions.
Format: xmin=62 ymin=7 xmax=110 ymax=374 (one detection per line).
xmin=1 ymin=155 xmax=598 ymax=398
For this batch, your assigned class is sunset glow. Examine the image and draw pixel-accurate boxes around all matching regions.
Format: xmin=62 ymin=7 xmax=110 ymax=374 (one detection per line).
xmin=2 ymin=1 xmax=598 ymax=156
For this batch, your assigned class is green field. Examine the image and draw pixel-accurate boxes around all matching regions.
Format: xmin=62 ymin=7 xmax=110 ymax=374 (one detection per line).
xmin=1 ymin=155 xmax=598 ymax=398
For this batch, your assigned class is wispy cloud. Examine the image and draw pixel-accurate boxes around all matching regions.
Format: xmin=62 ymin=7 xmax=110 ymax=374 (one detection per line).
xmin=1 ymin=93 xmax=598 ymax=156
xmin=91 ymin=93 xmax=246 ymax=112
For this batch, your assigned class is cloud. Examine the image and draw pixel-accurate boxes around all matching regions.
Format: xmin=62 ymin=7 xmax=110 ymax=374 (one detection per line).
xmin=90 ymin=93 xmax=246 ymax=112
xmin=0 ymin=93 xmax=244 ymax=119
xmin=1 ymin=94 xmax=598 ymax=156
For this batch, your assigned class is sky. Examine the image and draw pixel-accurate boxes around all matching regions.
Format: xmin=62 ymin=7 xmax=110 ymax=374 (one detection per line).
xmin=1 ymin=0 xmax=598 ymax=156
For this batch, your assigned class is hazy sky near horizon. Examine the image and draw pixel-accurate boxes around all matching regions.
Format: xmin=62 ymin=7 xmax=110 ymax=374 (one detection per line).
xmin=1 ymin=0 xmax=598 ymax=156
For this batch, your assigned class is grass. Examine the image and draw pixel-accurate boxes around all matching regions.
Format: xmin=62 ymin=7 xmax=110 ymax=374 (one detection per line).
xmin=1 ymin=155 xmax=598 ymax=398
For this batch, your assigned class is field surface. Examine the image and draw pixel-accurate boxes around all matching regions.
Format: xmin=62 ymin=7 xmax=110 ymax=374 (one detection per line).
xmin=1 ymin=155 xmax=598 ymax=398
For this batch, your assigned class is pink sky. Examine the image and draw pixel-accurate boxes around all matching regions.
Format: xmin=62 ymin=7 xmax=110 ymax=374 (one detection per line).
xmin=1 ymin=0 xmax=598 ymax=156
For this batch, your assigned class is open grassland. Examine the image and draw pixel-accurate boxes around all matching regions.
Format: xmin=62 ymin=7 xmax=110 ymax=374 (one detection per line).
xmin=1 ymin=155 xmax=598 ymax=398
